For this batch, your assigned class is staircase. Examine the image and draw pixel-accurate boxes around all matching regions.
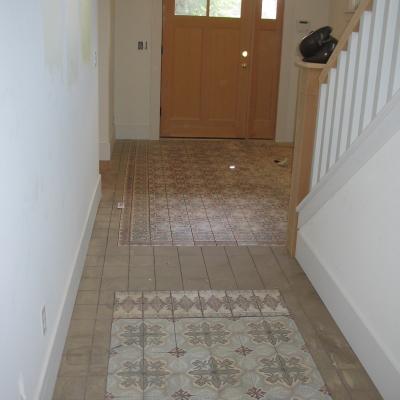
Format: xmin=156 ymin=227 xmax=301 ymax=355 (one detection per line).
xmin=294 ymin=2 xmax=400 ymax=398
xmin=298 ymin=0 xmax=400 ymax=224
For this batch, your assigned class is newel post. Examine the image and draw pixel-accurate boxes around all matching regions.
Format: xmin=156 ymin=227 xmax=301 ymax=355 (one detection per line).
xmin=287 ymin=60 xmax=324 ymax=256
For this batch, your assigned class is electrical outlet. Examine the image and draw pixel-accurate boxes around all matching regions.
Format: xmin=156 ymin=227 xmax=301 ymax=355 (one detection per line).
xmin=41 ymin=306 xmax=47 ymax=336
xmin=18 ymin=375 xmax=27 ymax=400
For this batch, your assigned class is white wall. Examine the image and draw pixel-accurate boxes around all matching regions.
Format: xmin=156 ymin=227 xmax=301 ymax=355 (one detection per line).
xmin=330 ymin=0 xmax=354 ymax=37
xmin=275 ymin=0 xmax=331 ymax=142
xmin=114 ymin=0 xmax=161 ymax=140
xmin=0 ymin=1 xmax=100 ymax=399
xmin=297 ymin=128 xmax=400 ymax=399
xmin=99 ymin=0 xmax=116 ymax=159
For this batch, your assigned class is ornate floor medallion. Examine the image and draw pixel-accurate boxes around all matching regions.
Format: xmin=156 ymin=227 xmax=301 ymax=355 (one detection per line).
xmin=107 ymin=290 xmax=332 ymax=399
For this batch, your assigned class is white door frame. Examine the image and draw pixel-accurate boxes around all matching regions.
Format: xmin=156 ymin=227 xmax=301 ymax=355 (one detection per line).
xmin=149 ymin=0 xmax=162 ymax=140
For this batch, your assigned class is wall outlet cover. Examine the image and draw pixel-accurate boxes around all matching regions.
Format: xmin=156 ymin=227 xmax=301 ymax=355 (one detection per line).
xmin=41 ymin=306 xmax=47 ymax=336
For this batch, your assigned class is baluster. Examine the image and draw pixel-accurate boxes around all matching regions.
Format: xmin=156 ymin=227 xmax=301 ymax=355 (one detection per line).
xmin=338 ymin=32 xmax=359 ymax=157
xmin=359 ymin=0 xmax=387 ymax=131
xmin=387 ymin=0 xmax=400 ymax=99
xmin=311 ymin=84 xmax=327 ymax=187
xmin=348 ymin=10 xmax=372 ymax=147
xmin=318 ymin=69 xmax=336 ymax=181
xmin=328 ymin=52 xmax=347 ymax=168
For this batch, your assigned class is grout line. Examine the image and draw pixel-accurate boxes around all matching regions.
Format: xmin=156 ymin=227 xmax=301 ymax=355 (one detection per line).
xmin=223 ymin=246 xmax=240 ymax=290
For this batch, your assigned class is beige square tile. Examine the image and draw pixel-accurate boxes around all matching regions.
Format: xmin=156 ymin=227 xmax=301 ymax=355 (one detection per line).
xmin=83 ymin=267 xmax=103 ymax=279
xmin=58 ymin=354 xmax=89 ymax=377
xmin=100 ymin=277 xmax=128 ymax=291
xmin=68 ymin=319 xmax=95 ymax=339
xmin=102 ymin=266 xmax=128 ymax=278
xmin=89 ymin=352 xmax=109 ymax=376
xmin=85 ymin=376 xmax=107 ymax=399
xmin=53 ymin=376 xmax=86 ymax=400
xmin=99 ymin=290 xmax=115 ymax=305
xmin=104 ymin=254 xmax=129 ymax=267
xmin=80 ymin=278 xmax=101 ymax=292
xmin=96 ymin=304 xmax=114 ymax=320
xmin=72 ymin=304 xmax=98 ymax=320
xmin=85 ymin=255 xmax=105 ymax=268
xmin=76 ymin=291 xmax=99 ymax=305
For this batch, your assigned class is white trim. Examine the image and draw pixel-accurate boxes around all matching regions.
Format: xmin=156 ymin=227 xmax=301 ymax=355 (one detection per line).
xmin=115 ymin=124 xmax=154 ymax=140
xmin=298 ymin=89 xmax=400 ymax=226
xmin=36 ymin=176 xmax=102 ymax=400
xmin=296 ymin=233 xmax=398 ymax=400
xmin=99 ymin=141 xmax=111 ymax=160
xmin=99 ymin=136 xmax=116 ymax=161
xmin=149 ymin=0 xmax=162 ymax=140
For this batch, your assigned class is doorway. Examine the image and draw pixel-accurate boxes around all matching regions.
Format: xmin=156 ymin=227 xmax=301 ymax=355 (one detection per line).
xmin=161 ymin=0 xmax=284 ymax=139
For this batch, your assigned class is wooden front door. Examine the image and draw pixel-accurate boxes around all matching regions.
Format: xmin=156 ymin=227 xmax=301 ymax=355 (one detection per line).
xmin=161 ymin=0 xmax=283 ymax=139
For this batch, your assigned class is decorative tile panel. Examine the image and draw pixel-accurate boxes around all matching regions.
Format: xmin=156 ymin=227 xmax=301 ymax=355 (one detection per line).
xmin=117 ymin=141 xmax=292 ymax=246
xmin=107 ymin=291 xmax=332 ymax=400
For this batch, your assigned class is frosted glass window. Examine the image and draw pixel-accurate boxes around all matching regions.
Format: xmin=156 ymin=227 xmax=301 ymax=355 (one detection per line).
xmin=209 ymin=0 xmax=242 ymax=18
xmin=262 ymin=0 xmax=278 ymax=19
xmin=175 ymin=0 xmax=207 ymax=16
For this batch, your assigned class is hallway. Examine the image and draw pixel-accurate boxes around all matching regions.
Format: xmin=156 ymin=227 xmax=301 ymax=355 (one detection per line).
xmin=53 ymin=143 xmax=381 ymax=399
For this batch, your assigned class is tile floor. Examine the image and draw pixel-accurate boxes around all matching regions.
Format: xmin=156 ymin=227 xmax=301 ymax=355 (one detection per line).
xmin=53 ymin=242 xmax=382 ymax=400
xmin=113 ymin=140 xmax=292 ymax=246
xmin=108 ymin=290 xmax=332 ymax=399
xmin=53 ymin=141 xmax=382 ymax=399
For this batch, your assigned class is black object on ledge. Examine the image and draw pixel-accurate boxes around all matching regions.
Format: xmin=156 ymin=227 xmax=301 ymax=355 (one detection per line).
xmin=299 ymin=26 xmax=338 ymax=64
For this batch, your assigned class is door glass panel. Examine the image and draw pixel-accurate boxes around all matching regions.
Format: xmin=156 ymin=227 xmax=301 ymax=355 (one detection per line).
xmin=209 ymin=0 xmax=242 ymax=18
xmin=175 ymin=0 xmax=207 ymax=16
xmin=261 ymin=0 xmax=278 ymax=19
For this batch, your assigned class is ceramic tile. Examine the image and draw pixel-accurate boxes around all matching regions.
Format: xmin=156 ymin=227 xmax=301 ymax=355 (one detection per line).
xmin=143 ymin=291 xmax=173 ymax=319
xmin=106 ymin=291 xmax=333 ymax=400
xmin=198 ymin=290 xmax=232 ymax=317
xmin=171 ymin=291 xmax=202 ymax=318
xmin=117 ymin=141 xmax=292 ymax=246
xmin=114 ymin=292 xmax=143 ymax=319
xmin=253 ymin=289 xmax=290 ymax=316
xmin=227 ymin=290 xmax=261 ymax=317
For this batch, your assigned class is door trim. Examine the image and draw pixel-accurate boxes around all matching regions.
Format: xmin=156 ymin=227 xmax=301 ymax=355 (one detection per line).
xmin=150 ymin=0 xmax=163 ymax=140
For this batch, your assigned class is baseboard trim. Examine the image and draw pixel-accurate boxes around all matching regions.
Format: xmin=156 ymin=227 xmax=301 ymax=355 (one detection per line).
xmin=296 ymin=233 xmax=399 ymax=400
xmin=36 ymin=175 xmax=102 ymax=400
xmin=115 ymin=124 xmax=151 ymax=140
xmin=99 ymin=141 xmax=111 ymax=161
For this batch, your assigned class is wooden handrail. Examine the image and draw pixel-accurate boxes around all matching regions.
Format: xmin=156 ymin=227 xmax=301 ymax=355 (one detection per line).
xmin=319 ymin=0 xmax=373 ymax=84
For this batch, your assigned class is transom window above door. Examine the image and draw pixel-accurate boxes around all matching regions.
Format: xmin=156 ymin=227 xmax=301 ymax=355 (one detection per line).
xmin=175 ymin=0 xmax=242 ymax=18
xmin=261 ymin=0 xmax=278 ymax=19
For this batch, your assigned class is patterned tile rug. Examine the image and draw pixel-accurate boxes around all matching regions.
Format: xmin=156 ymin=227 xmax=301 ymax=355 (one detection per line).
xmin=118 ymin=141 xmax=292 ymax=247
xmin=106 ymin=290 xmax=332 ymax=400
